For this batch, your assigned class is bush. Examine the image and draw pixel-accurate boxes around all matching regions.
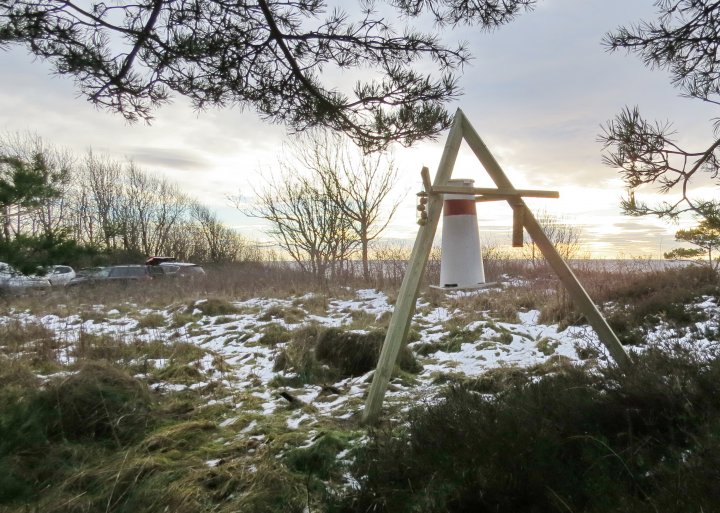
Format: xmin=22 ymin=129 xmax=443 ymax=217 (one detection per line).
xmin=274 ymin=326 xmax=421 ymax=385
xmin=316 ymin=328 xmax=421 ymax=377
xmin=45 ymin=362 xmax=154 ymax=444
xmin=336 ymin=347 xmax=720 ymax=513
xmin=0 ymin=362 xmax=153 ymax=453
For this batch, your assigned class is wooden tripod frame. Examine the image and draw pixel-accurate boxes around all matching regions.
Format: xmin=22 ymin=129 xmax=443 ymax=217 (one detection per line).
xmin=361 ymin=109 xmax=633 ymax=424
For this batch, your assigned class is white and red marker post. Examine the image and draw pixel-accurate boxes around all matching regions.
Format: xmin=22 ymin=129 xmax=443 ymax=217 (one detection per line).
xmin=438 ymin=178 xmax=486 ymax=289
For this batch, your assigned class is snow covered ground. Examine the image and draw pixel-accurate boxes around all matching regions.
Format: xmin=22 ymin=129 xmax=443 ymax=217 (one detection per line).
xmin=2 ymin=285 xmax=718 ymax=439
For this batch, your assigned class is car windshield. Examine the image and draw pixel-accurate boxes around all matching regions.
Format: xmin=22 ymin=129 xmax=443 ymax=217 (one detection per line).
xmin=113 ymin=267 xmax=145 ymax=277
xmin=78 ymin=267 xmax=107 ymax=277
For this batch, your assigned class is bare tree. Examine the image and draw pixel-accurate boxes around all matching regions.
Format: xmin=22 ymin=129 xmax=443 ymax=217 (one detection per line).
xmin=189 ymin=201 xmax=256 ymax=263
xmin=523 ymin=210 xmax=583 ymax=268
xmin=81 ymin=152 xmax=125 ymax=249
xmin=151 ymin=178 xmax=189 ymax=255
xmin=289 ymin=131 xmax=403 ymax=280
xmin=245 ymin=170 xmax=354 ymax=282
xmin=122 ymin=164 xmax=189 ymax=255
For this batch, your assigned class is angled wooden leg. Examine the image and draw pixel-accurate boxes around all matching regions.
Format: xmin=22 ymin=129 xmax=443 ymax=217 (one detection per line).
xmin=362 ymin=110 xmax=464 ymax=424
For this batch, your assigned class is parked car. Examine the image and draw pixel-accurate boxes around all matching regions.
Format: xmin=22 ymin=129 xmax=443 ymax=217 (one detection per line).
xmin=145 ymin=255 xmax=205 ymax=279
xmin=44 ymin=265 xmax=76 ymax=286
xmin=158 ymin=262 xmax=206 ymax=278
xmin=0 ymin=262 xmax=52 ymax=291
xmin=105 ymin=265 xmax=155 ymax=282
xmin=67 ymin=265 xmax=159 ymax=288
xmin=66 ymin=267 xmax=109 ymax=287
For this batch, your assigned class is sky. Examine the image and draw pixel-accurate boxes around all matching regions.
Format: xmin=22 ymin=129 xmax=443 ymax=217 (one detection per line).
xmin=0 ymin=0 xmax=715 ymax=258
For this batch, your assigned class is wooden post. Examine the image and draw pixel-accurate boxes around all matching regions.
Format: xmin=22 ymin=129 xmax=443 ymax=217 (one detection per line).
xmin=459 ymin=111 xmax=633 ymax=369
xmin=361 ymin=110 xmax=464 ymax=424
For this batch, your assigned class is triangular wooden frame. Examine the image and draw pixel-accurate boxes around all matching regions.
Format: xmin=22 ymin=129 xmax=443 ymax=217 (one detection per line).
xmin=362 ymin=109 xmax=633 ymax=424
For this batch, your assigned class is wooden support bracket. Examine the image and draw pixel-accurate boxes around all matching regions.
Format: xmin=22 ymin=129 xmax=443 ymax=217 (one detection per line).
xmin=421 ymin=166 xmax=432 ymax=192
xmin=512 ymin=203 xmax=524 ymax=247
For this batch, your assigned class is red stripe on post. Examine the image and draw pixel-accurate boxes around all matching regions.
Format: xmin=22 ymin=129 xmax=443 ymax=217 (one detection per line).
xmin=443 ymin=199 xmax=476 ymax=216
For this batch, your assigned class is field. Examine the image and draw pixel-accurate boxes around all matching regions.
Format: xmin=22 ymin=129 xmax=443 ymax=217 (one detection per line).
xmin=1 ymin=260 xmax=719 ymax=512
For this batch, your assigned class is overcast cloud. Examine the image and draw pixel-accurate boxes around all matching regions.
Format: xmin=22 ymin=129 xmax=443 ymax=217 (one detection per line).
xmin=0 ymin=0 xmax=713 ymax=257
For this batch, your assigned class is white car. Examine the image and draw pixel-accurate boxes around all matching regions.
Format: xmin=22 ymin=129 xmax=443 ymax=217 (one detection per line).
xmin=45 ymin=265 xmax=77 ymax=286
xmin=0 ymin=262 xmax=52 ymax=290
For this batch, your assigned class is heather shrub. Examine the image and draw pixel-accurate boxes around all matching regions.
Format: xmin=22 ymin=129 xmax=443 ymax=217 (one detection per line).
xmin=336 ymin=346 xmax=720 ymax=513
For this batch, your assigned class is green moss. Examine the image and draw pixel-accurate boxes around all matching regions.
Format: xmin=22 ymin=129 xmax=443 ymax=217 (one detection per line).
xmin=536 ymin=337 xmax=560 ymax=356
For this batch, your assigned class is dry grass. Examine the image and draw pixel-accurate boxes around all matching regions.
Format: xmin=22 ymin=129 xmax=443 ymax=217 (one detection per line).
xmin=1 ymin=258 xmax=717 ymax=513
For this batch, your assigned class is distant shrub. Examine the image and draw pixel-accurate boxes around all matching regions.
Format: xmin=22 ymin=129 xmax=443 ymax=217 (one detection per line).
xmin=258 ymin=305 xmax=306 ymax=324
xmin=154 ymin=362 xmax=204 ymax=384
xmin=415 ymin=326 xmax=480 ymax=356
xmin=599 ymin=265 xmax=720 ymax=344
xmin=336 ymin=347 xmax=720 ymax=513
xmin=292 ymin=293 xmax=329 ymax=315
xmin=170 ymin=310 xmax=201 ymax=327
xmin=74 ymin=332 xmax=133 ymax=362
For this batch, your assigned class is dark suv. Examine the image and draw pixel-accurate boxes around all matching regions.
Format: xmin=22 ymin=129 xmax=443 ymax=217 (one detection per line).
xmin=106 ymin=265 xmax=155 ymax=282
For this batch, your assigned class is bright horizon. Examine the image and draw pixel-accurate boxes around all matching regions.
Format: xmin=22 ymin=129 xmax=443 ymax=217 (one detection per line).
xmin=0 ymin=0 xmax=712 ymax=259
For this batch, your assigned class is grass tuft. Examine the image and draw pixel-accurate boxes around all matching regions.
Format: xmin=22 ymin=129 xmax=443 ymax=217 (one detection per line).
xmin=193 ymin=298 xmax=239 ymax=316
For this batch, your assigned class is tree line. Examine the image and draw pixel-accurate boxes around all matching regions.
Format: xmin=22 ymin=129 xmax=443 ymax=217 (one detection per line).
xmin=0 ymin=133 xmax=258 ymax=272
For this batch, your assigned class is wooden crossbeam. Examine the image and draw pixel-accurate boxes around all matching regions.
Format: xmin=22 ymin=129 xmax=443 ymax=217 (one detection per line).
xmin=430 ymin=185 xmax=559 ymax=199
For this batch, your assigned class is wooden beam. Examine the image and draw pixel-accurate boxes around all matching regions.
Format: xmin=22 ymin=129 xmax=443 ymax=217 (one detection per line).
xmin=459 ymin=110 xmax=633 ymax=370
xmin=362 ymin=110 xmax=465 ymax=425
xmin=431 ymin=185 xmax=559 ymax=199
